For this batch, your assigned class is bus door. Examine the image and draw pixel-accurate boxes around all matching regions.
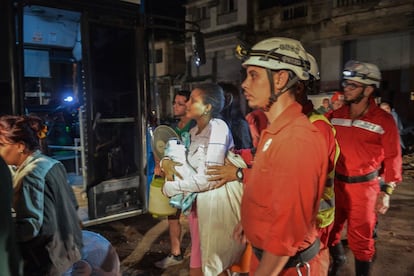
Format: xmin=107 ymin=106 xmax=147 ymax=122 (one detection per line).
xmin=17 ymin=1 xmax=148 ymax=226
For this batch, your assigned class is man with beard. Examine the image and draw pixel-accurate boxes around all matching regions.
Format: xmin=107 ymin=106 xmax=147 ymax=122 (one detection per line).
xmin=326 ymin=61 xmax=402 ymax=276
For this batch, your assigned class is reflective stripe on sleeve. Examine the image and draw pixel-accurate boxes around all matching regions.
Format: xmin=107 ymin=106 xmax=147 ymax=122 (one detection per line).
xmin=331 ymin=118 xmax=384 ymax=134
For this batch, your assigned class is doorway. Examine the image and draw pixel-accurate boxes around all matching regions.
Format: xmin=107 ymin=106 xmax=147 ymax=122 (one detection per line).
xmin=20 ymin=2 xmax=148 ymax=224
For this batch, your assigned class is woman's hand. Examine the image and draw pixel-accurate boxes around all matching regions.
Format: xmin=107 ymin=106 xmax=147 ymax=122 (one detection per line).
xmin=153 ymin=161 xmax=163 ymax=176
xmin=160 ymin=158 xmax=183 ymax=181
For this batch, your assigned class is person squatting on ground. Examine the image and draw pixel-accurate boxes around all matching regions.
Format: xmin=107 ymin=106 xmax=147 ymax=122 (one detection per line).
xmin=160 ymin=83 xmax=245 ymax=276
xmin=0 ymin=115 xmax=83 ymax=275
xmin=326 ymin=60 xmax=402 ymax=276
xmin=154 ymin=90 xmax=195 ymax=269
xmin=232 ymin=37 xmax=328 ymax=275
xmin=67 ymin=230 xmax=121 ymax=276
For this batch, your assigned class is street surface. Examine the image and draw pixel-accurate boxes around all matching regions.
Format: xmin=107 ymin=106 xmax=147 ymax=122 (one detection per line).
xmin=87 ymin=154 xmax=414 ymax=276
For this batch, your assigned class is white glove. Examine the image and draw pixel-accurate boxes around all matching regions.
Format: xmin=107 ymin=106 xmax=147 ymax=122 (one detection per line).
xmin=375 ymin=192 xmax=390 ymax=214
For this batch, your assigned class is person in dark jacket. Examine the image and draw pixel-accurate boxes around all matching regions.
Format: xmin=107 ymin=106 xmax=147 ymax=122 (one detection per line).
xmin=0 ymin=156 xmax=23 ymax=276
xmin=0 ymin=115 xmax=82 ymax=276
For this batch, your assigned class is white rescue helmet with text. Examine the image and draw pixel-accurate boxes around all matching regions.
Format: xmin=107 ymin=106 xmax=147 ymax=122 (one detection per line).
xmin=342 ymin=60 xmax=381 ymax=104
xmin=242 ymin=37 xmax=310 ymax=110
xmin=303 ymin=52 xmax=320 ymax=95
xmin=307 ymin=53 xmax=320 ymax=81
xmin=342 ymin=60 xmax=381 ymax=88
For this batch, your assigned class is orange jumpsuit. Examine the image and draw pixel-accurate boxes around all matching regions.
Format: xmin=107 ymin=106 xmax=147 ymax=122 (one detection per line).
xmin=245 ymin=109 xmax=268 ymax=148
xmin=241 ymin=102 xmax=328 ymax=275
xmin=327 ymin=98 xmax=402 ymax=261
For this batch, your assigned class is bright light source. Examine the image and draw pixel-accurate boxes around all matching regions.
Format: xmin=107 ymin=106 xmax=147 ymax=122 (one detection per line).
xmin=64 ymin=96 xmax=74 ymax=102
xmin=194 ymin=54 xmax=201 ymax=67
xmin=192 ymin=32 xmax=206 ymax=66
xmin=343 ymin=70 xmax=353 ymax=77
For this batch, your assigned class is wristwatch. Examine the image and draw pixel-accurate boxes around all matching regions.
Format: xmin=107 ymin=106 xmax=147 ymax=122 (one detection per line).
xmin=236 ymin=168 xmax=244 ymax=182
xmin=381 ymin=183 xmax=395 ymax=195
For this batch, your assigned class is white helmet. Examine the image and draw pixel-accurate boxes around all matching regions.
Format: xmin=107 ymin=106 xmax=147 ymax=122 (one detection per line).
xmin=307 ymin=53 xmax=320 ymax=80
xmin=242 ymin=37 xmax=310 ymax=81
xmin=342 ymin=60 xmax=381 ymax=88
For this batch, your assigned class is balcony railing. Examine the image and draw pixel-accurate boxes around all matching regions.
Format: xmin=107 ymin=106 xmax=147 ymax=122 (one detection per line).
xmin=334 ymin=0 xmax=377 ymax=8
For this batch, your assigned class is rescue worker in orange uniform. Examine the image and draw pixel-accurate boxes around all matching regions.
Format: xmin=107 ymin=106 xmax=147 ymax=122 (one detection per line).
xmin=207 ymin=47 xmax=337 ymax=276
xmin=239 ymin=37 xmax=328 ymax=276
xmin=326 ymin=60 xmax=402 ymax=276
xmin=208 ymin=37 xmax=328 ymax=275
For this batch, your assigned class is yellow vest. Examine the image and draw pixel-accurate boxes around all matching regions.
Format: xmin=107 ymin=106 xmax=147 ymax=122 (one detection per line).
xmin=308 ymin=111 xmax=340 ymax=228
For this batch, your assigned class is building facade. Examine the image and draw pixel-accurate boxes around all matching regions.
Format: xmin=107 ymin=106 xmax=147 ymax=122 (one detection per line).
xmin=183 ymin=0 xmax=414 ymax=124
xmin=184 ymin=0 xmax=251 ymax=84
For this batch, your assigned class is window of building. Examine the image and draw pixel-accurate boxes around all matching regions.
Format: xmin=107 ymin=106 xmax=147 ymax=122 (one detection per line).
xmin=258 ymin=0 xmax=278 ymax=10
xmin=194 ymin=6 xmax=210 ymax=20
xmin=149 ymin=48 xmax=163 ymax=64
xmin=259 ymin=0 xmax=306 ymax=9
xmin=334 ymin=0 xmax=377 ymax=8
xmin=188 ymin=6 xmax=209 ymax=21
xmin=219 ymin=0 xmax=237 ymax=14
xmin=279 ymin=0 xmax=306 ymax=6
xmin=282 ymin=3 xmax=307 ymax=21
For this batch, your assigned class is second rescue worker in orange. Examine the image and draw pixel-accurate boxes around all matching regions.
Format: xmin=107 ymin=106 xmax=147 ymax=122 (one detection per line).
xmin=232 ymin=37 xmax=328 ymax=275
xmin=326 ymin=61 xmax=402 ymax=276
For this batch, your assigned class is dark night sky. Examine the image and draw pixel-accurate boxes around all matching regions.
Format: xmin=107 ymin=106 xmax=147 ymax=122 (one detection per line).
xmin=145 ymin=0 xmax=186 ymax=18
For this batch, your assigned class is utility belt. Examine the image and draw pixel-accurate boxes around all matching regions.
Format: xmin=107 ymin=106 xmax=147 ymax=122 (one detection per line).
xmin=252 ymin=238 xmax=320 ymax=268
xmin=335 ymin=170 xmax=378 ymax=183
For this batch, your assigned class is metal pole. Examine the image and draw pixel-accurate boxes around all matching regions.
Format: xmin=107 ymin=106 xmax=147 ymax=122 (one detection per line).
xmin=78 ymin=105 xmax=87 ymax=190
xmin=74 ymin=138 xmax=80 ymax=175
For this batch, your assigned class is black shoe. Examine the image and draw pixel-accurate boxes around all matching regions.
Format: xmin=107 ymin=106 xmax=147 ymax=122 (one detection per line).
xmin=373 ymin=219 xmax=378 ymax=240
xmin=329 ymin=243 xmax=347 ymax=276
xmin=355 ymin=259 xmax=371 ymax=276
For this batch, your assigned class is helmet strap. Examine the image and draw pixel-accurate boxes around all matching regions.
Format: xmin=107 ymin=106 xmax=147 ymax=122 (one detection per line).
xmin=263 ymin=69 xmax=276 ymax=111
xmin=263 ymin=72 xmax=299 ymax=111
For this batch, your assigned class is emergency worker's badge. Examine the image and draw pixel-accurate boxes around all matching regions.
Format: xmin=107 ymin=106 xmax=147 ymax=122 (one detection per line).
xmin=262 ymin=138 xmax=272 ymax=152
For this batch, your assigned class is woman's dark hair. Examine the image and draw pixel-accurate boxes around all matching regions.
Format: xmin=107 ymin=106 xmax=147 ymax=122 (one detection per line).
xmin=194 ymin=83 xmax=224 ymax=117
xmin=218 ymin=82 xmax=243 ymax=119
xmin=218 ymin=82 xmax=253 ymax=149
xmin=0 ymin=115 xmax=45 ymax=152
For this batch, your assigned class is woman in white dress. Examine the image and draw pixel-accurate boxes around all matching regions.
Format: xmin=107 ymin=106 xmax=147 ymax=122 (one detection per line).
xmin=161 ymin=83 xmax=245 ymax=276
